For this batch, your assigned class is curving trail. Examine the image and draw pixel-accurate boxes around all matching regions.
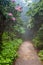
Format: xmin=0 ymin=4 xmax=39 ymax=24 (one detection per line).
xmin=13 ymin=41 xmax=42 ymax=65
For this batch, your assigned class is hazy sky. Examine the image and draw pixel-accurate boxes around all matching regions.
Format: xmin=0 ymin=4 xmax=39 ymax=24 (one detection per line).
xmin=15 ymin=0 xmax=40 ymax=8
xmin=15 ymin=0 xmax=32 ymax=6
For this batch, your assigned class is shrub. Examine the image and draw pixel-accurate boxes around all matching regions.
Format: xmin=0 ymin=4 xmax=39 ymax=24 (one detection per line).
xmin=33 ymin=37 xmax=43 ymax=50
xmin=33 ymin=25 xmax=43 ymax=50
xmin=38 ymin=50 xmax=43 ymax=61
xmin=0 ymin=32 xmax=22 ymax=65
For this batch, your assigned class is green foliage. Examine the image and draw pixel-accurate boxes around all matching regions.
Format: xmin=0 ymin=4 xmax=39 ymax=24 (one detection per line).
xmin=0 ymin=0 xmax=16 ymax=16
xmin=0 ymin=0 xmax=24 ymax=65
xmin=33 ymin=25 xmax=43 ymax=50
xmin=0 ymin=32 xmax=22 ymax=65
xmin=27 ymin=18 xmax=34 ymax=29
xmin=0 ymin=0 xmax=10 ymax=6
xmin=27 ymin=0 xmax=43 ymax=16
xmin=37 ymin=25 xmax=43 ymax=41
xmin=0 ymin=35 xmax=22 ymax=65
xmin=27 ymin=0 xmax=43 ymax=61
xmin=38 ymin=50 xmax=43 ymax=61
xmin=0 ymin=27 xmax=23 ymax=65
xmin=27 ymin=0 xmax=43 ymax=50
xmin=14 ymin=25 xmax=25 ymax=34
xmin=2 ymin=32 xmax=9 ymax=40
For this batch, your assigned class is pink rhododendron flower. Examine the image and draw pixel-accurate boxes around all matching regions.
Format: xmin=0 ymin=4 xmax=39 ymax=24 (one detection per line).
xmin=11 ymin=0 xmax=15 ymax=2
xmin=15 ymin=6 xmax=22 ymax=12
xmin=8 ymin=13 xmax=13 ymax=16
xmin=11 ymin=17 xmax=16 ymax=21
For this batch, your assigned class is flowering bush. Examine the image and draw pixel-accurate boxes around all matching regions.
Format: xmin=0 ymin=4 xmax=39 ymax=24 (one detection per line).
xmin=11 ymin=0 xmax=15 ymax=2
xmin=0 ymin=0 xmax=23 ymax=65
xmin=15 ymin=6 xmax=22 ymax=12
xmin=8 ymin=13 xmax=13 ymax=16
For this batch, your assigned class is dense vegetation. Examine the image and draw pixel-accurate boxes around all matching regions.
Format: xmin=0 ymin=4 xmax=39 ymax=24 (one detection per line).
xmin=0 ymin=0 xmax=24 ymax=65
xmin=27 ymin=0 xmax=43 ymax=61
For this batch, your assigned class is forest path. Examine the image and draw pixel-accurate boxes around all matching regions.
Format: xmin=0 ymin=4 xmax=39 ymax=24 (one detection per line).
xmin=13 ymin=41 xmax=42 ymax=65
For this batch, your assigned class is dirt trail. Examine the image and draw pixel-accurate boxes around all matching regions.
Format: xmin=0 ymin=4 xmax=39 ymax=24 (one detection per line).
xmin=13 ymin=41 xmax=42 ymax=65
